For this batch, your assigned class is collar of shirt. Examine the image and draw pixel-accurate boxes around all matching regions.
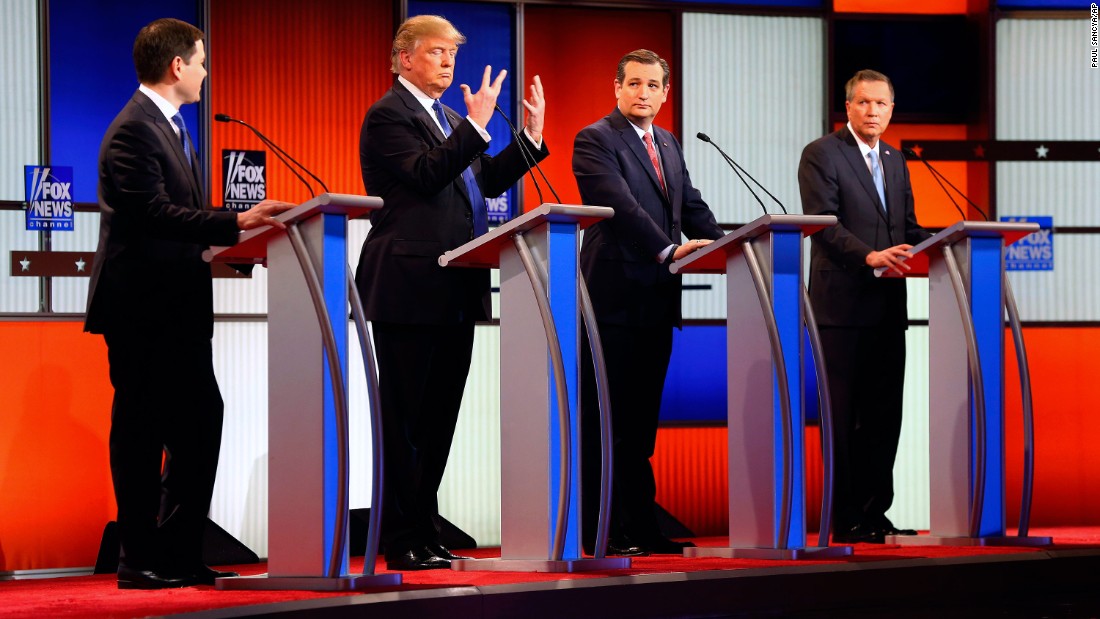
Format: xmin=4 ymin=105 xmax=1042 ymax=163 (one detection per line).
xmin=398 ymin=75 xmax=490 ymax=144
xmin=138 ymin=84 xmax=181 ymax=138
xmin=846 ymin=122 xmax=881 ymax=172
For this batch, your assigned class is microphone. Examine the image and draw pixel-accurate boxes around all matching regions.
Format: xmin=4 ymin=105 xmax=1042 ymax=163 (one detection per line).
xmin=214 ymin=113 xmax=329 ymax=198
xmin=493 ymin=103 xmax=560 ymax=204
xmin=902 ymin=147 xmax=989 ymax=221
xmin=697 ymin=133 xmax=788 ymax=215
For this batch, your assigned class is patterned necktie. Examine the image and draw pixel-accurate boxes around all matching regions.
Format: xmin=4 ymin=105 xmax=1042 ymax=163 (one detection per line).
xmin=171 ymin=112 xmax=193 ymax=169
xmin=868 ymin=150 xmax=886 ymax=212
xmin=643 ymin=132 xmax=666 ymax=195
xmin=432 ymin=99 xmax=488 ymax=237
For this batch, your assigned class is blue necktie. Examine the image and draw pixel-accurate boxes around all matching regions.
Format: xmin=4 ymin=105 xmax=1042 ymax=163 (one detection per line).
xmin=432 ymin=100 xmax=488 ymax=236
xmin=868 ymin=150 xmax=886 ymax=212
xmin=171 ymin=112 xmax=193 ymax=169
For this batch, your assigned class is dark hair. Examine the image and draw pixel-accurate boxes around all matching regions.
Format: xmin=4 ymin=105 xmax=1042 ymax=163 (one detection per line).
xmin=133 ymin=18 xmax=204 ymax=85
xmin=845 ymin=69 xmax=894 ymax=102
xmin=616 ymin=49 xmax=670 ymax=87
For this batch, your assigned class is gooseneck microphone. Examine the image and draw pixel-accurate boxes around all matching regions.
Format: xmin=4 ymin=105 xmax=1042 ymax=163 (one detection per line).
xmin=697 ymin=132 xmax=788 ymax=215
xmin=902 ymin=147 xmax=989 ymax=221
xmin=214 ymin=113 xmax=328 ymax=198
xmin=494 ymin=103 xmax=560 ymax=204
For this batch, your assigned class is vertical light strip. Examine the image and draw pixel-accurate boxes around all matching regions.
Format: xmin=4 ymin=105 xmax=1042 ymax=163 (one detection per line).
xmin=681 ymin=12 xmax=824 ymax=320
xmin=1 ymin=0 xmax=42 ymax=312
xmin=997 ymin=17 xmax=1100 ymax=322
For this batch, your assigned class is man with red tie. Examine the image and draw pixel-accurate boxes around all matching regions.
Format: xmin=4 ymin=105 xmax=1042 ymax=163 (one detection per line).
xmin=573 ymin=49 xmax=724 ymax=556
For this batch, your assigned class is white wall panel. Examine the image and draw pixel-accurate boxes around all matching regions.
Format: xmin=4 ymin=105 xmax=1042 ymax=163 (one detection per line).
xmin=681 ymin=12 xmax=823 ymax=320
xmin=47 ymin=211 xmax=98 ymax=312
xmin=681 ymin=13 xmax=824 ymax=227
xmin=997 ymin=18 xmax=1100 ymax=227
xmin=3 ymin=212 xmax=40 ymax=312
xmin=1007 ymin=234 xmax=1099 ymax=322
xmin=0 ymin=0 xmax=40 ymax=201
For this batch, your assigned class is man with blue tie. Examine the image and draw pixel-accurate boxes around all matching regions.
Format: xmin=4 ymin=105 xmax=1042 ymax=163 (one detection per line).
xmin=798 ymin=70 xmax=931 ymax=544
xmin=354 ymin=14 xmax=548 ymax=570
xmin=573 ymin=49 xmax=724 ymax=555
xmin=86 ymin=18 xmax=292 ymax=589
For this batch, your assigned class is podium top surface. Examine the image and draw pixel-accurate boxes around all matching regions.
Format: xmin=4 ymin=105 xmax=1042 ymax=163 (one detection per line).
xmin=439 ymin=203 xmax=614 ymax=268
xmin=875 ymin=219 xmax=1040 ymax=278
xmin=204 ymin=193 xmax=383 ymax=263
xmin=671 ymin=214 xmax=837 ymax=274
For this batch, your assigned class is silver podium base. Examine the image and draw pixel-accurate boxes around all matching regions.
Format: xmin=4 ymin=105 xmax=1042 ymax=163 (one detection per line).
xmin=684 ymin=545 xmax=853 ymax=560
xmin=887 ymin=534 xmax=1053 ymax=547
xmin=215 ymin=572 xmax=402 ymax=591
xmin=450 ymin=557 xmax=631 ymax=573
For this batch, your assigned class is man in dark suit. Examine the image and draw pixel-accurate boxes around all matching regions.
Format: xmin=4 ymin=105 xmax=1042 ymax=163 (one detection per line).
xmin=573 ymin=49 xmax=724 ymax=556
xmin=798 ymin=69 xmax=931 ymax=544
xmin=354 ymin=15 xmax=547 ymax=571
xmin=85 ymin=18 xmax=291 ymax=589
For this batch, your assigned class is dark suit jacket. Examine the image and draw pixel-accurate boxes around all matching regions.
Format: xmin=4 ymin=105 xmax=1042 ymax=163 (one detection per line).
xmin=85 ymin=91 xmax=239 ymax=338
xmin=355 ymin=80 xmax=548 ymax=325
xmin=798 ymin=128 xmax=931 ymax=328
xmin=573 ymin=108 xmax=723 ymax=328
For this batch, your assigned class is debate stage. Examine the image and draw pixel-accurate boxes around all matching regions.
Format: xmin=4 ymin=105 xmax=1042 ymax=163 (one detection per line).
xmin=4 ymin=528 xmax=1099 ymax=618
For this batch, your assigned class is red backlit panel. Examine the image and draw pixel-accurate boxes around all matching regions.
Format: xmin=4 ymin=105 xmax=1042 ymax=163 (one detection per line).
xmin=208 ymin=0 xmax=395 ymax=206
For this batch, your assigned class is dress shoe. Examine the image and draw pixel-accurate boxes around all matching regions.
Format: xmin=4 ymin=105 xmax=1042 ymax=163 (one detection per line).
xmin=583 ymin=540 xmax=649 ymax=557
xmin=192 ymin=565 xmax=240 ymax=585
xmin=117 ymin=566 xmax=201 ymax=590
xmin=639 ymin=537 xmax=696 ymax=554
xmin=876 ymin=516 xmax=917 ymax=536
xmin=832 ymin=523 xmax=885 ymax=544
xmin=385 ymin=547 xmax=451 ymax=570
xmin=425 ymin=543 xmax=472 ymax=561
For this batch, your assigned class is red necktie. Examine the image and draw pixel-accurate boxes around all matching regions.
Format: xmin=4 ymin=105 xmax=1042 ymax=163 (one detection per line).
xmin=643 ymin=133 xmax=666 ymax=195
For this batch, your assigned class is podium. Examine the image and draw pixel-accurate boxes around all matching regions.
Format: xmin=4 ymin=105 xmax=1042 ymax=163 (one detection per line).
xmin=439 ymin=203 xmax=629 ymax=572
xmin=876 ymin=221 xmax=1051 ymax=546
xmin=672 ymin=214 xmax=850 ymax=560
xmin=205 ymin=193 xmax=402 ymax=589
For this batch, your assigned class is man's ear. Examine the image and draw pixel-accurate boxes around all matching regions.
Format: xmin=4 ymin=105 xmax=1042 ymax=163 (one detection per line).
xmin=167 ymin=56 xmax=184 ymax=82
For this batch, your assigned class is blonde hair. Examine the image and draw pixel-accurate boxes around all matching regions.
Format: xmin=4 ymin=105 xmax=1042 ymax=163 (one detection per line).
xmin=390 ymin=15 xmax=466 ymax=74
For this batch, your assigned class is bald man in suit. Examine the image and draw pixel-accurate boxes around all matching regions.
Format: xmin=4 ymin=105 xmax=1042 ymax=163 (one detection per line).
xmin=798 ymin=69 xmax=931 ymax=544
xmin=573 ymin=49 xmax=723 ymax=556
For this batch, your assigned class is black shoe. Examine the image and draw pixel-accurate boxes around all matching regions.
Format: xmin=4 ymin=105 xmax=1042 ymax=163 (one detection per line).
xmin=426 ymin=543 xmax=472 ymax=561
xmin=639 ymin=537 xmax=696 ymax=554
xmin=876 ymin=516 xmax=917 ymax=536
xmin=385 ymin=547 xmax=451 ymax=570
xmin=117 ymin=566 xmax=201 ymax=590
xmin=192 ymin=565 xmax=240 ymax=585
xmin=583 ymin=540 xmax=649 ymax=557
xmin=832 ymin=523 xmax=885 ymax=544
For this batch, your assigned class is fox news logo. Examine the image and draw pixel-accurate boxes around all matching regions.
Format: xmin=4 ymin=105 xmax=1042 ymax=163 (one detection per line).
xmin=222 ymin=150 xmax=266 ymax=212
xmin=25 ymin=165 xmax=74 ymax=231
xmin=486 ymin=191 xmax=511 ymax=225
xmin=1002 ymin=216 xmax=1053 ymax=271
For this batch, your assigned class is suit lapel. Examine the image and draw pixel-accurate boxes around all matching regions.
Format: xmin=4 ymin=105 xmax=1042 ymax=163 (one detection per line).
xmin=611 ymin=110 xmax=668 ymax=204
xmin=836 ymin=129 xmax=888 ymax=225
xmin=392 ymin=82 xmax=473 ymax=206
xmin=134 ymin=92 xmax=204 ymax=208
xmin=879 ymin=143 xmax=902 ymax=225
xmin=653 ymin=126 xmax=678 ymax=208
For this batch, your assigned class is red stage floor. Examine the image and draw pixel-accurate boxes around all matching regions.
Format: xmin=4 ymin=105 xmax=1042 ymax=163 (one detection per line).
xmin=2 ymin=527 xmax=1099 ymax=619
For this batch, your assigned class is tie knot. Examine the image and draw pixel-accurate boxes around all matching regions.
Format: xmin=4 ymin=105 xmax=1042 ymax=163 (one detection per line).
xmin=868 ymin=150 xmax=878 ymax=162
xmin=643 ymin=132 xmax=654 ymax=144
xmin=171 ymin=112 xmax=186 ymax=132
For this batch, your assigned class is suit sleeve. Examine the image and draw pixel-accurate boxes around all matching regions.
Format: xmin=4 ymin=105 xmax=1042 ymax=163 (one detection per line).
xmin=478 ymin=132 xmax=548 ymax=199
xmin=104 ymin=119 xmax=238 ymax=246
xmin=798 ymin=140 xmax=875 ymax=269
xmin=572 ymin=126 xmax=673 ymax=257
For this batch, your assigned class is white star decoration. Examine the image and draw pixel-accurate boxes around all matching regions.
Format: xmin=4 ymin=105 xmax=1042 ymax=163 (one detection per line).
xmin=1036 ymin=145 xmax=1049 ymax=158
xmin=20 ymin=257 xmax=30 ymax=271
xmin=75 ymin=258 xmax=86 ymax=272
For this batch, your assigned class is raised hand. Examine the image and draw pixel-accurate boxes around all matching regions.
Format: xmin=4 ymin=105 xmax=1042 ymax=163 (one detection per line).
xmin=461 ymin=65 xmax=507 ymax=129
xmin=521 ymin=75 xmax=545 ymax=142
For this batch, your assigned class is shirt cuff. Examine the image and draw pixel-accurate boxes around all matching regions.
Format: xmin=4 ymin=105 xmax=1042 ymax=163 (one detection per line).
xmin=465 ymin=115 xmax=492 ymax=143
xmin=523 ymin=127 xmax=543 ymax=150
xmin=657 ymin=244 xmax=676 ymax=263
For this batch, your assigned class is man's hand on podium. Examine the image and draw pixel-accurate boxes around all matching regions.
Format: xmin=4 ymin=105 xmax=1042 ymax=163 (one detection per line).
xmin=237 ymin=199 xmax=296 ymax=231
xmin=866 ymin=244 xmax=914 ymax=276
xmin=673 ymin=239 xmax=714 ymax=261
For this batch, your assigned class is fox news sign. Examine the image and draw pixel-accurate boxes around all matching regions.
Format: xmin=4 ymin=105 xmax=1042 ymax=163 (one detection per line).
xmin=25 ymin=166 xmax=74 ymax=231
xmin=1002 ymin=216 xmax=1053 ymax=271
xmin=222 ymin=150 xmax=266 ymax=212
